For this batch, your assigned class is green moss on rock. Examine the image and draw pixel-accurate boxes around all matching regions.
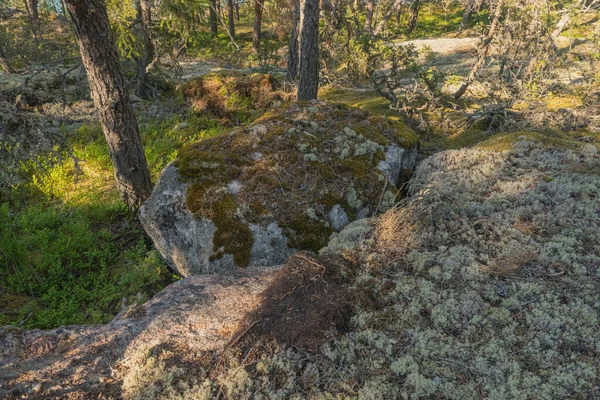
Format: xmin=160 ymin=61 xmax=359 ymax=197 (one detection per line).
xmin=209 ymin=194 xmax=254 ymax=267
xmin=175 ymin=101 xmax=418 ymax=267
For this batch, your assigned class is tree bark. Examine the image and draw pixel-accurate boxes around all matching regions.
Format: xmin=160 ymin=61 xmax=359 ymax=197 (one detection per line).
xmin=455 ymin=0 xmax=504 ymax=99
xmin=135 ymin=0 xmax=155 ymax=99
xmin=235 ymin=0 xmax=240 ymax=21
xmin=209 ymin=0 xmax=218 ymax=38
xmin=227 ymin=0 xmax=236 ymax=40
xmin=24 ymin=0 xmax=39 ymax=20
xmin=459 ymin=0 xmax=474 ymax=31
xmin=0 ymin=45 xmax=14 ymax=74
xmin=287 ymin=0 xmax=300 ymax=81
xmin=406 ymin=0 xmax=420 ymax=34
xmin=297 ymin=0 xmax=320 ymax=100
xmin=252 ymin=0 xmax=264 ymax=53
xmin=364 ymin=0 xmax=374 ymax=33
xmin=23 ymin=0 xmax=40 ymax=40
xmin=65 ymin=0 xmax=153 ymax=209
xmin=373 ymin=0 xmax=403 ymax=35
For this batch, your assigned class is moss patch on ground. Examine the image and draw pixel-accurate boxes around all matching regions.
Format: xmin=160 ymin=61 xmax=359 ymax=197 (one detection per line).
xmin=182 ymin=71 xmax=294 ymax=124
xmin=175 ymin=101 xmax=418 ymax=267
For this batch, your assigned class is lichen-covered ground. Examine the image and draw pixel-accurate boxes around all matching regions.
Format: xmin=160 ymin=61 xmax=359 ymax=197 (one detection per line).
xmin=108 ymin=137 xmax=600 ymax=399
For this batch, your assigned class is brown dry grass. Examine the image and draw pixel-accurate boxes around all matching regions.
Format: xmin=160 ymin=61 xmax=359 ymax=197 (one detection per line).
xmin=479 ymin=249 xmax=537 ymax=276
xmin=375 ymin=205 xmax=418 ymax=261
xmin=182 ymin=71 xmax=293 ymax=122
xmin=227 ymin=252 xmax=355 ymax=352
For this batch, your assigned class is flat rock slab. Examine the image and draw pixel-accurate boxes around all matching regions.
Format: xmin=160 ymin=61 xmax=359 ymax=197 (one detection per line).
xmin=0 ymin=267 xmax=278 ymax=399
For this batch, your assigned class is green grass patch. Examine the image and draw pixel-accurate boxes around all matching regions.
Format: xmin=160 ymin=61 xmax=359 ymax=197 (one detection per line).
xmin=394 ymin=3 xmax=489 ymax=38
xmin=0 ymin=109 xmax=235 ymax=329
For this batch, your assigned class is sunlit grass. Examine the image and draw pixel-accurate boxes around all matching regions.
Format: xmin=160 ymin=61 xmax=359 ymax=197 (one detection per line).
xmin=0 ymin=110 xmax=234 ymax=329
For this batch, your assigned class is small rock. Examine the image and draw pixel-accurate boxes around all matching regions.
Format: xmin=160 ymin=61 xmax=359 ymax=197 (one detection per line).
xmin=250 ymin=124 xmax=267 ymax=135
xmin=309 ymin=121 xmax=319 ymax=130
xmin=356 ymin=207 xmax=370 ymax=220
xmin=307 ymin=107 xmax=319 ymax=114
xmin=175 ymin=122 xmax=189 ymax=130
xmin=227 ymin=180 xmax=243 ymax=194
xmin=287 ymin=128 xmax=296 ymax=135
xmin=250 ymin=152 xmax=264 ymax=161
xmin=327 ymin=204 xmax=350 ymax=231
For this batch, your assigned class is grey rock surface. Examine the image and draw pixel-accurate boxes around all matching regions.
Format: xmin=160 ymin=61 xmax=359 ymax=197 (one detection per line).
xmin=377 ymin=145 xmax=418 ymax=186
xmin=0 ymin=267 xmax=278 ymax=399
xmin=328 ymin=204 xmax=351 ymax=231
xmin=139 ymin=164 xmax=292 ymax=277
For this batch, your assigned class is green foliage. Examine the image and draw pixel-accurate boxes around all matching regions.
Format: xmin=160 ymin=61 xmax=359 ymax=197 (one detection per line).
xmin=0 ymin=109 xmax=231 ymax=328
xmin=248 ymin=39 xmax=281 ymax=74
xmin=401 ymin=2 xmax=488 ymax=38
xmin=0 ymin=202 xmax=173 ymax=328
xmin=321 ymin=32 xmax=392 ymax=85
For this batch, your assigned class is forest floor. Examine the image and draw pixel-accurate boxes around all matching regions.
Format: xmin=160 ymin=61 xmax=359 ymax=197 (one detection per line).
xmin=1 ymin=9 xmax=600 ymax=397
xmin=1 ymin=30 xmax=597 ymax=329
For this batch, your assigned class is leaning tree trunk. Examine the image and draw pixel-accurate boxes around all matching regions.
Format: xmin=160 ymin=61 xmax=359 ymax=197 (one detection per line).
xmin=227 ymin=0 xmax=236 ymax=40
xmin=64 ymin=0 xmax=153 ymax=209
xmin=209 ymin=0 xmax=218 ymax=38
xmin=135 ymin=0 xmax=155 ymax=99
xmin=252 ymin=0 xmax=264 ymax=53
xmin=454 ymin=0 xmax=504 ymax=99
xmin=406 ymin=0 xmax=420 ymax=34
xmin=0 ymin=45 xmax=14 ymax=74
xmin=551 ymin=1 xmax=583 ymax=40
xmin=287 ymin=0 xmax=300 ymax=81
xmin=364 ymin=0 xmax=374 ymax=33
xmin=297 ymin=0 xmax=320 ymax=100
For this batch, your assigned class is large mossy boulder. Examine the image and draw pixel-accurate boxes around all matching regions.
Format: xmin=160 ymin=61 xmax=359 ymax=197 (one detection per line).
xmin=139 ymin=101 xmax=418 ymax=276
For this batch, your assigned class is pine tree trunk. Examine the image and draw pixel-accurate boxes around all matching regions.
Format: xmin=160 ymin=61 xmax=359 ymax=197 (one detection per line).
xmin=407 ymin=0 xmax=420 ymax=34
xmin=235 ymin=0 xmax=240 ymax=21
xmin=252 ymin=0 xmax=264 ymax=53
xmin=364 ymin=0 xmax=374 ymax=33
xmin=459 ymin=0 xmax=474 ymax=31
xmin=23 ymin=0 xmax=40 ymax=40
xmin=455 ymin=0 xmax=504 ymax=99
xmin=0 ymin=45 xmax=14 ymax=74
xmin=65 ymin=0 xmax=153 ymax=209
xmin=24 ymin=0 xmax=39 ymax=20
xmin=297 ymin=0 xmax=319 ymax=100
xmin=373 ymin=0 xmax=403 ymax=35
xmin=227 ymin=0 xmax=235 ymax=40
xmin=135 ymin=0 xmax=155 ymax=99
xmin=287 ymin=0 xmax=300 ymax=81
xmin=209 ymin=0 xmax=218 ymax=38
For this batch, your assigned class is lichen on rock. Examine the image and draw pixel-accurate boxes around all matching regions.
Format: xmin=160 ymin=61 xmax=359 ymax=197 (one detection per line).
xmin=140 ymin=100 xmax=418 ymax=275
